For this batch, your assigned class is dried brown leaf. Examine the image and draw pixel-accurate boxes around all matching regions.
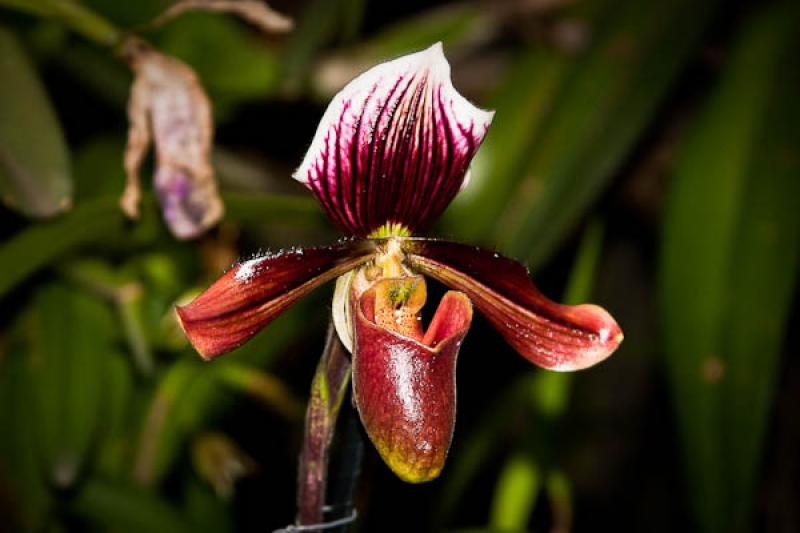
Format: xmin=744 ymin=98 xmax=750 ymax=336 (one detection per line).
xmin=122 ymin=39 xmax=224 ymax=239
xmin=191 ymin=432 xmax=258 ymax=499
xmin=154 ymin=0 xmax=293 ymax=33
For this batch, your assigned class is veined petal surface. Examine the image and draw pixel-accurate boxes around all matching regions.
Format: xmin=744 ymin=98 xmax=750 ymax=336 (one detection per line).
xmin=294 ymin=43 xmax=494 ymax=236
xmin=177 ymin=240 xmax=375 ymax=359
xmin=353 ymin=287 xmax=472 ymax=483
xmin=402 ymin=239 xmax=623 ymax=371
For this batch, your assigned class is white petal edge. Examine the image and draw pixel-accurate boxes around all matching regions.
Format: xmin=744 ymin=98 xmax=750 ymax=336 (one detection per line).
xmin=332 ymin=270 xmax=355 ymax=353
xmin=293 ymin=42 xmax=495 ymax=190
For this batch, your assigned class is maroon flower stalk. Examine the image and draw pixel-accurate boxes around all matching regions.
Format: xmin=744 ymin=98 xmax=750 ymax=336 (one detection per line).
xmin=177 ymin=43 xmax=622 ymax=492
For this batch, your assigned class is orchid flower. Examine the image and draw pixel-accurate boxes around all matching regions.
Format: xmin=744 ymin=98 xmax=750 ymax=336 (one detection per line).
xmin=177 ymin=43 xmax=623 ymax=483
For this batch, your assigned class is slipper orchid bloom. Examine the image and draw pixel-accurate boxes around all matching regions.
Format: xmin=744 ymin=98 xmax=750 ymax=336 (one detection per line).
xmin=177 ymin=43 xmax=623 ymax=483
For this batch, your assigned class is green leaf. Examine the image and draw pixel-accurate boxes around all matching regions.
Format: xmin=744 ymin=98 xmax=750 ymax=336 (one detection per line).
xmin=71 ymin=479 xmax=191 ymax=533
xmin=312 ymin=3 xmax=495 ymax=100
xmin=441 ymin=44 xmax=574 ymax=241
xmin=0 ymin=192 xmax=323 ymax=299
xmin=23 ymin=283 xmax=119 ymax=488
xmin=82 ymin=0 xmax=167 ymax=28
xmin=133 ymin=359 xmax=206 ymax=486
xmin=72 ymin=137 xmax=128 ymax=203
xmin=544 ymin=470 xmax=572 ymax=532
xmin=659 ymin=5 xmax=800 ymax=532
xmin=435 ymin=376 xmax=535 ymax=525
xmin=528 ymin=219 xmax=605 ymax=415
xmin=0 ymin=0 xmax=121 ymax=46
xmin=95 ymin=351 xmax=135 ymax=477
xmin=221 ymin=190 xmax=326 ymax=228
xmin=183 ymin=478 xmax=233 ymax=533
xmin=436 ymin=221 xmax=605 ymax=527
xmin=56 ymin=44 xmax=132 ymax=110
xmin=281 ymin=0 xmax=346 ymax=94
xmin=446 ymin=0 xmax=718 ymax=270
xmin=0 ymin=347 xmax=52 ymax=531
xmin=349 ymin=3 xmax=488 ymax=59
xmin=0 ymin=26 xmax=72 ymax=218
xmin=133 ymin=299 xmax=316 ymax=486
xmin=60 ymin=258 xmax=156 ymax=375
xmin=339 ymin=0 xmax=366 ymax=42
xmin=506 ymin=0 xmax=719 ymax=267
xmin=155 ymin=12 xmax=281 ymax=117
xmin=0 ymin=196 xmax=158 ymax=299
xmin=215 ymin=363 xmax=303 ymax=420
xmin=438 ymin=0 xmax=607 ymax=240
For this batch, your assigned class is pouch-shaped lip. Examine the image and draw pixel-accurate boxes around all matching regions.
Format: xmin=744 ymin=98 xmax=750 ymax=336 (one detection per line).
xmin=352 ymin=282 xmax=472 ymax=483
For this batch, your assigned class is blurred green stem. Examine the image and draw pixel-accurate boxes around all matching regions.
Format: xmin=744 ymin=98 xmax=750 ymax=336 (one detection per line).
xmin=529 ymin=220 xmax=605 ymax=417
xmin=489 ymin=453 xmax=540 ymax=530
xmin=546 ymin=470 xmax=573 ymax=533
xmin=0 ymin=0 xmax=122 ymax=47
xmin=296 ymin=323 xmax=352 ymax=529
xmin=59 ymin=260 xmax=155 ymax=375
xmin=484 ymin=220 xmax=606 ymax=530
xmin=215 ymin=363 xmax=304 ymax=421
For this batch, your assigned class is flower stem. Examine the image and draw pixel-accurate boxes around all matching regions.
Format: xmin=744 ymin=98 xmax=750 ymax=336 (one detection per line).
xmin=296 ymin=323 xmax=352 ymax=528
xmin=326 ymin=406 xmax=364 ymax=532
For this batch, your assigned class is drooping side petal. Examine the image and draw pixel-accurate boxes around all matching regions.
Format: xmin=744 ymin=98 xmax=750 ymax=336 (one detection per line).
xmin=402 ymin=239 xmax=623 ymax=371
xmin=176 ymin=240 xmax=376 ymax=359
xmin=352 ymin=287 xmax=472 ymax=483
xmin=294 ymin=42 xmax=494 ymax=237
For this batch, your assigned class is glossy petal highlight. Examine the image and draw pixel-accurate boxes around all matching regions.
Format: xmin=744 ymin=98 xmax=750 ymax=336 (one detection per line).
xmin=402 ymin=239 xmax=623 ymax=371
xmin=177 ymin=240 xmax=375 ymax=359
xmin=352 ymin=285 xmax=472 ymax=483
xmin=294 ymin=43 xmax=494 ymax=236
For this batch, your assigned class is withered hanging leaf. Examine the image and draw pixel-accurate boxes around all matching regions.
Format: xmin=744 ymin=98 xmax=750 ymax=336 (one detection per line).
xmin=153 ymin=0 xmax=293 ymax=33
xmin=121 ymin=39 xmax=224 ymax=240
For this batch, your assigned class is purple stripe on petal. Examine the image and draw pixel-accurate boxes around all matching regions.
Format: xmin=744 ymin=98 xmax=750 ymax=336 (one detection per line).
xmin=176 ymin=239 xmax=375 ymax=359
xmin=294 ymin=43 xmax=494 ymax=236
xmin=401 ymin=239 xmax=623 ymax=371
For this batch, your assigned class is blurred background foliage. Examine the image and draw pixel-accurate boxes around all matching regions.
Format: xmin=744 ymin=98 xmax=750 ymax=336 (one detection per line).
xmin=0 ymin=0 xmax=798 ymax=532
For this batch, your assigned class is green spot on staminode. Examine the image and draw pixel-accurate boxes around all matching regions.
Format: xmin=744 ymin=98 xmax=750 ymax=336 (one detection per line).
xmin=388 ymin=280 xmax=416 ymax=306
xmin=369 ymin=222 xmax=411 ymax=239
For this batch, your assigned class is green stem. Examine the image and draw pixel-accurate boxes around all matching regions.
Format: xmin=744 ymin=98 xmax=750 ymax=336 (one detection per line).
xmin=326 ymin=406 xmax=363 ymax=533
xmin=58 ymin=260 xmax=155 ymax=375
xmin=296 ymin=323 xmax=352 ymax=529
xmin=0 ymin=0 xmax=122 ymax=47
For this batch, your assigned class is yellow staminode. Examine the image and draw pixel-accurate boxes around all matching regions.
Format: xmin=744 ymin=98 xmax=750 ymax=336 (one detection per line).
xmin=368 ymin=222 xmax=411 ymax=239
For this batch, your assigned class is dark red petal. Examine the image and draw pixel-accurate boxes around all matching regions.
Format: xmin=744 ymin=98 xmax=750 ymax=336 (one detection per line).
xmin=402 ymin=239 xmax=623 ymax=371
xmin=293 ymin=43 xmax=493 ymax=237
xmin=176 ymin=240 xmax=375 ymax=359
xmin=352 ymin=289 xmax=472 ymax=483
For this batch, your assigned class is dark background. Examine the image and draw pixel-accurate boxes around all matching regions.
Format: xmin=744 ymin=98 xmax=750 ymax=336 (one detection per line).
xmin=0 ymin=0 xmax=798 ymax=532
